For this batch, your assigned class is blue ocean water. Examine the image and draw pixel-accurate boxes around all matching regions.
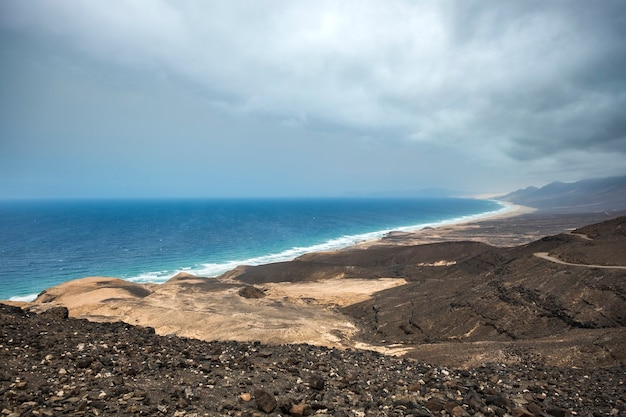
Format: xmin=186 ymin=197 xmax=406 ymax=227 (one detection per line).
xmin=0 ymin=198 xmax=505 ymax=301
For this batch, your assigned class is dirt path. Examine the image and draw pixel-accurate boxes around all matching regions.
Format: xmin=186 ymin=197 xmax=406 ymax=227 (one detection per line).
xmin=569 ymin=231 xmax=593 ymax=241
xmin=534 ymin=252 xmax=626 ymax=270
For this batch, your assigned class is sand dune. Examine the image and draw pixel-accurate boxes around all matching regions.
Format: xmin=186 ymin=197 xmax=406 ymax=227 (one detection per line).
xmin=28 ymin=272 xmax=406 ymax=349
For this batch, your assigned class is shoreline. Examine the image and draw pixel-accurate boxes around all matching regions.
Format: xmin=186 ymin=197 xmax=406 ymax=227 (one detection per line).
xmin=369 ymin=207 xmax=626 ymax=248
xmin=5 ymin=202 xmax=620 ymax=303
xmin=1 ymin=200 xmax=524 ymax=304
xmin=3 ymin=199 xmax=514 ymax=302
xmin=3 ymin=208 xmax=624 ymax=367
xmin=350 ymin=201 xmax=535 ymax=250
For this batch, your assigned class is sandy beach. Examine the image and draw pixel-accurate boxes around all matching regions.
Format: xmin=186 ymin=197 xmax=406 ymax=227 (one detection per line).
xmin=370 ymin=206 xmax=623 ymax=247
xmin=352 ymin=202 xmax=536 ymax=249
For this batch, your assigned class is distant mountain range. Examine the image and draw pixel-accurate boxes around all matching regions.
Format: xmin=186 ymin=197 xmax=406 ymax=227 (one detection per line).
xmin=499 ymin=176 xmax=626 ymax=212
xmin=348 ymin=176 xmax=626 ymax=212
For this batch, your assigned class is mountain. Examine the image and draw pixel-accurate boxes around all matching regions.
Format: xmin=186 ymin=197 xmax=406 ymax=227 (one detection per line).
xmin=499 ymin=176 xmax=626 ymax=212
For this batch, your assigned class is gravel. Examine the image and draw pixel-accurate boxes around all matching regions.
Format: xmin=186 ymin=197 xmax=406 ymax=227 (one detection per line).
xmin=1 ymin=304 xmax=624 ymax=416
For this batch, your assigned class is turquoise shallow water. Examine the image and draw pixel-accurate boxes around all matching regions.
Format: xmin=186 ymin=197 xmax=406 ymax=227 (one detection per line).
xmin=0 ymin=198 xmax=505 ymax=300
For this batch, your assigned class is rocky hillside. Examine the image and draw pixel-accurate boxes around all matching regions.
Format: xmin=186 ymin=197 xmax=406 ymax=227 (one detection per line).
xmin=1 ymin=303 xmax=624 ymax=416
xmin=229 ymin=216 xmax=626 ymax=368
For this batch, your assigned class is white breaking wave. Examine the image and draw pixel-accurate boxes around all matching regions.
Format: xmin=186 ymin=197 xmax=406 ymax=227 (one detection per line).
xmin=9 ymin=293 xmax=39 ymax=302
xmin=126 ymin=200 xmax=509 ymax=284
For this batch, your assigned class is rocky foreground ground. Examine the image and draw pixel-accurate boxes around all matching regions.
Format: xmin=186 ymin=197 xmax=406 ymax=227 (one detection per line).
xmin=1 ymin=303 xmax=624 ymax=417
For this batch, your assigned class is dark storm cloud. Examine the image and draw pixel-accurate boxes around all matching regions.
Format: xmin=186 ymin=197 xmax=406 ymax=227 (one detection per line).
xmin=413 ymin=1 xmax=626 ymax=160
xmin=0 ymin=1 xmax=625 ymax=198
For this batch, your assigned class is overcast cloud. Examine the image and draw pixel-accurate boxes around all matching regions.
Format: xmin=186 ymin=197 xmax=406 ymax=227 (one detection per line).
xmin=1 ymin=1 xmax=625 ymax=198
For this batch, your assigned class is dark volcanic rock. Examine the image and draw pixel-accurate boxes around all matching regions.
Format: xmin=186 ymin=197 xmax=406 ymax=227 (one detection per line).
xmin=552 ymin=215 xmax=626 ymax=266
xmin=254 ymin=388 xmax=277 ymax=413
xmin=239 ymin=285 xmax=267 ymax=299
xmin=40 ymin=305 xmax=69 ymax=319
xmin=1 ymin=303 xmax=624 ymax=416
xmin=341 ymin=216 xmax=626 ymax=367
xmin=308 ymin=374 xmax=325 ymax=390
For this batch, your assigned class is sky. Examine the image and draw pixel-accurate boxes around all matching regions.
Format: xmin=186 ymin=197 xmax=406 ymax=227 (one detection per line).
xmin=1 ymin=1 xmax=625 ymax=199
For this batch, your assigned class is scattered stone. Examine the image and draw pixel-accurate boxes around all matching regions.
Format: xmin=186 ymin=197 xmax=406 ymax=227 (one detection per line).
xmin=308 ymin=375 xmax=325 ymax=390
xmin=407 ymin=383 xmax=421 ymax=392
xmin=257 ymin=349 xmax=273 ymax=358
xmin=546 ymin=406 xmax=568 ymax=417
xmin=486 ymin=393 xmax=508 ymax=408
xmin=0 ymin=303 xmax=624 ymax=416
xmin=512 ymin=407 xmax=535 ymax=417
xmin=76 ymin=357 xmax=92 ymax=368
xmin=254 ymin=388 xmax=277 ymax=413
xmin=289 ymin=402 xmax=312 ymax=416
xmin=424 ymin=398 xmax=446 ymax=412
xmin=449 ymin=405 xmax=466 ymax=417
xmin=526 ymin=402 xmax=543 ymax=415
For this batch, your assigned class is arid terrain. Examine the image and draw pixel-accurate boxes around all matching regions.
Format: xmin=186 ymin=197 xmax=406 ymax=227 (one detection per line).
xmin=2 ymin=211 xmax=626 ymax=415
xmin=2 ymin=303 xmax=624 ymax=416
xmin=230 ymin=212 xmax=626 ymax=368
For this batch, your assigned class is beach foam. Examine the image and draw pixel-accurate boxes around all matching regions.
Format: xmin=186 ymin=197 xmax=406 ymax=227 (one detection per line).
xmin=9 ymin=293 xmax=39 ymax=302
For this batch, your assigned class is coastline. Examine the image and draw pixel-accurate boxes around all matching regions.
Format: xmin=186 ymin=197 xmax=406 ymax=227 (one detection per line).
xmin=2 ymin=198 xmax=512 ymax=302
xmin=350 ymin=201 xmax=536 ymax=250
xmin=3 ymin=207 xmax=625 ymax=368
xmin=180 ymin=199 xmax=531 ymax=277
xmin=361 ymin=205 xmax=626 ymax=249
xmin=186 ymin=198 xmax=521 ymax=276
xmin=0 ymin=201 xmax=557 ymax=310
xmin=2 ymin=200 xmax=537 ymax=343
xmin=5 ymin=202 xmax=621 ymax=304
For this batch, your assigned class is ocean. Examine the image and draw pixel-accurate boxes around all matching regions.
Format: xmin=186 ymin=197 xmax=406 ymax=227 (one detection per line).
xmin=0 ymin=198 xmax=506 ymax=301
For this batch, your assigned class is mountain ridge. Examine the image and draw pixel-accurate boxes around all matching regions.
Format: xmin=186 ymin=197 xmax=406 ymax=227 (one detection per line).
xmin=498 ymin=175 xmax=626 ymax=212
